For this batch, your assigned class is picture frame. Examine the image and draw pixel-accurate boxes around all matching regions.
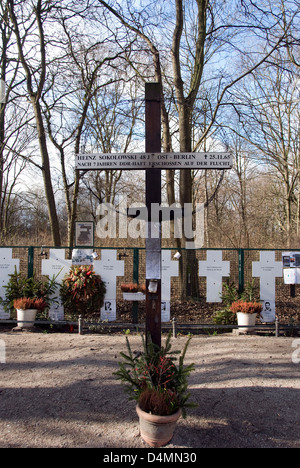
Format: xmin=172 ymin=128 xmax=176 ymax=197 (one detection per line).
xmin=75 ymin=221 xmax=94 ymax=247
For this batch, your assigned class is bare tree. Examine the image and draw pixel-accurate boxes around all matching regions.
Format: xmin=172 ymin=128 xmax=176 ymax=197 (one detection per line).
xmin=1 ymin=0 xmax=297 ymax=251
xmin=98 ymin=0 xmax=288 ymax=206
xmin=281 ymin=0 xmax=300 ymax=69
xmin=230 ymin=57 xmax=300 ymax=247
xmin=42 ymin=9 xmax=133 ymax=247
xmin=0 ymin=1 xmax=36 ymax=241
xmin=7 ymin=0 xmax=61 ymax=245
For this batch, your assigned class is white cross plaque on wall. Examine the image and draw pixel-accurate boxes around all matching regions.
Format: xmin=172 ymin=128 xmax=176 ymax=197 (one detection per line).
xmin=41 ymin=249 xmax=72 ymax=320
xmin=252 ymin=251 xmax=282 ymax=322
xmin=93 ymin=250 xmax=125 ymax=321
xmin=161 ymin=250 xmax=179 ymax=321
xmin=0 ymin=249 xmax=20 ymax=319
xmin=199 ymin=250 xmax=230 ymax=303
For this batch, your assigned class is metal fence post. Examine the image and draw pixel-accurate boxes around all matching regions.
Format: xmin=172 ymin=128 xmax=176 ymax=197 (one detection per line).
xmin=78 ymin=315 xmax=83 ymax=335
xmin=133 ymin=248 xmax=139 ymax=284
xmin=275 ymin=317 xmax=280 ymax=337
xmin=28 ymin=246 xmax=34 ymax=278
xmin=172 ymin=317 xmax=177 ymax=338
xmin=238 ymin=248 xmax=244 ymax=294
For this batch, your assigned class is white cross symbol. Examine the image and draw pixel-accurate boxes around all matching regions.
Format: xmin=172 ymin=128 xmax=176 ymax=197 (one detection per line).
xmin=252 ymin=251 xmax=282 ymax=301
xmin=0 ymin=248 xmax=20 ymax=319
xmin=41 ymin=249 xmax=72 ymax=320
xmin=94 ymin=250 xmax=125 ymax=321
xmin=199 ymin=250 xmax=230 ymax=302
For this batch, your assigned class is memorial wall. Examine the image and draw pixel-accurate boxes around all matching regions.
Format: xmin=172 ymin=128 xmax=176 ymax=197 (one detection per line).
xmin=0 ymin=247 xmax=292 ymax=323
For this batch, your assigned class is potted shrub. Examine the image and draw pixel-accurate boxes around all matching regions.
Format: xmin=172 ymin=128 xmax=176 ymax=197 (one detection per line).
xmin=230 ymin=300 xmax=262 ymax=332
xmin=121 ymin=283 xmax=146 ymax=301
xmin=114 ymin=332 xmax=197 ymax=447
xmin=13 ymin=297 xmax=47 ymax=329
xmin=60 ymin=265 xmax=106 ymax=317
xmin=0 ymin=268 xmax=58 ymax=316
xmin=213 ymin=280 xmax=262 ymax=332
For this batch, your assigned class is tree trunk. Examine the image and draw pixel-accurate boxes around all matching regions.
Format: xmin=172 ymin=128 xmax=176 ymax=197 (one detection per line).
xmin=171 ymin=0 xmax=208 ymax=298
xmin=67 ymin=170 xmax=80 ymax=250
xmin=8 ymin=0 xmax=61 ymax=245
xmin=32 ymin=99 xmax=61 ymax=246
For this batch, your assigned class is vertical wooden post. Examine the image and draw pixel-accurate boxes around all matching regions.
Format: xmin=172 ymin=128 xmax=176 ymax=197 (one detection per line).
xmin=145 ymin=82 xmax=161 ymax=348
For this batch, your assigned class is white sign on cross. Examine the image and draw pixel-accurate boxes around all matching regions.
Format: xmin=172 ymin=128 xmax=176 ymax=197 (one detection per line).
xmin=252 ymin=251 xmax=282 ymax=322
xmin=0 ymin=248 xmax=20 ymax=319
xmin=199 ymin=250 xmax=230 ymax=303
xmin=93 ymin=250 xmax=124 ymax=321
xmin=41 ymin=249 xmax=72 ymax=320
xmin=161 ymin=250 xmax=179 ymax=321
xmin=76 ymin=152 xmax=232 ymax=170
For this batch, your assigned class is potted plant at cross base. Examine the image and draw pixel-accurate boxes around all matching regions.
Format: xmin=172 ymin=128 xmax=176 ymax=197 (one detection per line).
xmin=13 ymin=297 xmax=47 ymax=329
xmin=230 ymin=300 xmax=262 ymax=333
xmin=60 ymin=265 xmax=106 ymax=318
xmin=121 ymin=283 xmax=146 ymax=301
xmin=114 ymin=332 xmax=197 ymax=447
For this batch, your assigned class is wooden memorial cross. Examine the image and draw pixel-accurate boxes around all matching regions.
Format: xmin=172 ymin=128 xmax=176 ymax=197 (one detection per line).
xmin=144 ymin=82 xmax=162 ymax=347
xmin=75 ymin=82 xmax=232 ymax=347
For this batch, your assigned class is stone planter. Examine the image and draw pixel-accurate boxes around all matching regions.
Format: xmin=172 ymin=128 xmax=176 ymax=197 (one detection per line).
xmin=236 ymin=312 xmax=256 ymax=333
xmin=16 ymin=309 xmax=37 ymax=329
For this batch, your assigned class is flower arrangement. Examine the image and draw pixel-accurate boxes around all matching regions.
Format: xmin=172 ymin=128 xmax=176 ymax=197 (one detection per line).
xmin=60 ymin=265 xmax=106 ymax=316
xmin=13 ymin=297 xmax=47 ymax=311
xmin=230 ymin=300 xmax=262 ymax=315
xmin=121 ymin=283 xmax=146 ymax=293
xmin=114 ymin=332 xmax=197 ymax=417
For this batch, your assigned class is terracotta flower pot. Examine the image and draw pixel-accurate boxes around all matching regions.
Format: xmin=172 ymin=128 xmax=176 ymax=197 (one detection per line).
xmin=136 ymin=404 xmax=181 ymax=447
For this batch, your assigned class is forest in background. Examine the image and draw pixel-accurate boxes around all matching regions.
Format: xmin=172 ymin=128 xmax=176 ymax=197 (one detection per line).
xmin=0 ymin=0 xmax=299 ymax=249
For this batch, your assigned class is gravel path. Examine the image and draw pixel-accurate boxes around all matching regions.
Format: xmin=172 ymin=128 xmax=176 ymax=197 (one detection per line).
xmin=0 ymin=330 xmax=299 ymax=448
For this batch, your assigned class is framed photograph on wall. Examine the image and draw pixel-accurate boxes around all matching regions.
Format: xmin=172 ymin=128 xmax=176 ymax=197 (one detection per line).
xmin=75 ymin=221 xmax=94 ymax=247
